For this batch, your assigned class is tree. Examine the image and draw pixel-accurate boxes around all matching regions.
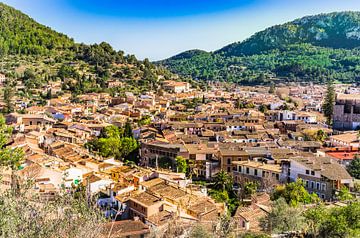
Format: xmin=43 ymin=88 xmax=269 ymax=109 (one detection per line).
xmin=175 ymin=156 xmax=187 ymax=173
xmin=23 ymin=68 xmax=36 ymax=81
xmin=138 ymin=115 xmax=151 ymax=126
xmin=315 ymin=129 xmax=327 ymax=142
xmin=235 ymin=98 xmax=244 ymax=109
xmin=87 ymin=125 xmax=138 ymax=160
xmin=158 ymin=157 xmax=173 ymax=170
xmin=347 ymin=155 xmax=360 ymax=179
xmin=0 ymin=116 xmax=24 ymax=170
xmin=269 ymin=83 xmax=275 ymax=94
xmin=3 ymin=82 xmax=14 ymax=113
xmin=318 ymin=202 xmax=360 ymax=238
xmin=189 ymin=224 xmax=213 ymax=238
xmin=45 ymin=88 xmax=52 ymax=99
xmin=322 ymin=80 xmax=335 ymax=125
xmin=0 ymin=184 xmax=105 ymax=238
xmin=243 ymin=181 xmax=258 ymax=198
xmin=261 ymin=197 xmax=305 ymax=234
xmin=260 ymin=173 xmax=278 ymax=193
xmin=259 ymin=104 xmax=268 ymax=113
xmin=213 ymin=214 xmax=235 ymax=238
xmin=100 ymin=125 xmax=122 ymax=139
xmin=124 ymin=120 xmax=133 ymax=138
xmin=209 ymin=189 xmax=229 ymax=203
xmin=214 ymin=170 xmax=233 ymax=192
xmin=119 ymin=137 xmax=138 ymax=159
xmin=337 ymin=186 xmax=353 ymax=201
xmin=303 ymin=205 xmax=329 ymax=238
xmin=272 ymin=179 xmax=319 ymax=207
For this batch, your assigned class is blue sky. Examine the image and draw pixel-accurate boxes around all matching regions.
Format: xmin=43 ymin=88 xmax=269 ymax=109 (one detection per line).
xmin=2 ymin=0 xmax=360 ymax=60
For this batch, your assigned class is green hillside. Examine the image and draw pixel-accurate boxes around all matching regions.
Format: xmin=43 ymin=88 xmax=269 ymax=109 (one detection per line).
xmin=218 ymin=12 xmax=360 ymax=56
xmin=0 ymin=3 xmax=74 ymax=55
xmin=160 ymin=12 xmax=360 ymax=84
xmin=0 ymin=2 xmax=180 ymax=97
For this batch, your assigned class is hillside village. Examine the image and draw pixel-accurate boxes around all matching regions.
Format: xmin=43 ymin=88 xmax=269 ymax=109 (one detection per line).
xmin=1 ymin=68 xmax=360 ymax=236
xmin=2 ymin=2 xmax=360 ymax=237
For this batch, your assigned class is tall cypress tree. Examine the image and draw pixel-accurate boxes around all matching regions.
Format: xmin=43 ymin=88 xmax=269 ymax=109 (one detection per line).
xmin=124 ymin=120 xmax=133 ymax=138
xmin=322 ymin=80 xmax=335 ymax=125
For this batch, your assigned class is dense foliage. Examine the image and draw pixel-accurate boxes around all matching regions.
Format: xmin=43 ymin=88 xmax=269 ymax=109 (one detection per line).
xmin=0 ymin=3 xmax=74 ymax=55
xmin=0 ymin=3 xmax=176 ymax=98
xmin=0 ymin=186 xmax=105 ymax=238
xmin=347 ymin=156 xmax=360 ymax=179
xmin=85 ymin=125 xmax=138 ymax=161
xmin=160 ymin=12 xmax=360 ymax=84
xmin=209 ymin=171 xmax=239 ymax=215
xmin=218 ymin=12 xmax=360 ymax=56
xmin=272 ymin=179 xmax=320 ymax=207
xmin=0 ymin=116 xmax=24 ymax=169
xmin=262 ymin=199 xmax=360 ymax=238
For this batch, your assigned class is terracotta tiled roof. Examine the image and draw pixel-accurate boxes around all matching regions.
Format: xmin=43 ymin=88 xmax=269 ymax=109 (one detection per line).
xmin=101 ymin=220 xmax=150 ymax=237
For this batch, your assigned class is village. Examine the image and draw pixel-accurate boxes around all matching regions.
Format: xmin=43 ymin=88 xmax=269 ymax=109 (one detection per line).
xmin=1 ymin=69 xmax=360 ymax=237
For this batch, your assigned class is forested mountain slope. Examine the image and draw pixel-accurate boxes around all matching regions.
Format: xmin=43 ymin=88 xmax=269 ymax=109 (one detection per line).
xmin=160 ymin=12 xmax=360 ymax=84
xmin=0 ymin=3 xmax=182 ymax=96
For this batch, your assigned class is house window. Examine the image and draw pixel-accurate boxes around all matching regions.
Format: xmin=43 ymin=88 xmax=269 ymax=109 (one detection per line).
xmin=311 ymin=171 xmax=315 ymax=176
xmin=246 ymin=168 xmax=249 ymax=174
xmin=316 ymin=182 xmax=320 ymax=190
xmin=262 ymin=171 xmax=266 ymax=177
xmin=227 ymin=167 xmax=230 ymax=173
xmin=321 ymin=194 xmax=325 ymax=199
xmin=311 ymin=181 xmax=315 ymax=189
xmin=305 ymin=180 xmax=309 ymax=188
xmin=242 ymin=221 xmax=246 ymax=227
xmin=276 ymin=174 xmax=279 ymax=180
xmin=227 ymin=159 xmax=231 ymax=165
xmin=239 ymin=166 xmax=242 ymax=173
xmin=254 ymin=169 xmax=258 ymax=176
xmin=305 ymin=170 xmax=309 ymax=175
xmin=322 ymin=183 xmax=326 ymax=191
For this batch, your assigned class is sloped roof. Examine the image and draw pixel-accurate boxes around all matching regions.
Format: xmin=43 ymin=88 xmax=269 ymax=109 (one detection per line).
xmin=291 ymin=156 xmax=352 ymax=181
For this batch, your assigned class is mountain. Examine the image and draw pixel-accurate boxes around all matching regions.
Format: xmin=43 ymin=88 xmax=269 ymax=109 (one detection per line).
xmin=160 ymin=12 xmax=360 ymax=84
xmin=0 ymin=3 xmax=180 ymax=96
xmin=218 ymin=12 xmax=360 ymax=56
xmin=0 ymin=3 xmax=75 ymax=55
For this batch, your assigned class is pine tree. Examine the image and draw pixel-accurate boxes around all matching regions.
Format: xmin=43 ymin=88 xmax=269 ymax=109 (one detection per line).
xmin=322 ymin=80 xmax=335 ymax=125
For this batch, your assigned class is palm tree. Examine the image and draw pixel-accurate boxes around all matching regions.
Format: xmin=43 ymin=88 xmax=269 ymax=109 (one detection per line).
xmin=214 ymin=170 xmax=233 ymax=192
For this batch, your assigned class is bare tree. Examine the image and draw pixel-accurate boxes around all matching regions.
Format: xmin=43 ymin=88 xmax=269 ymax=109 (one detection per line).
xmin=260 ymin=174 xmax=278 ymax=194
